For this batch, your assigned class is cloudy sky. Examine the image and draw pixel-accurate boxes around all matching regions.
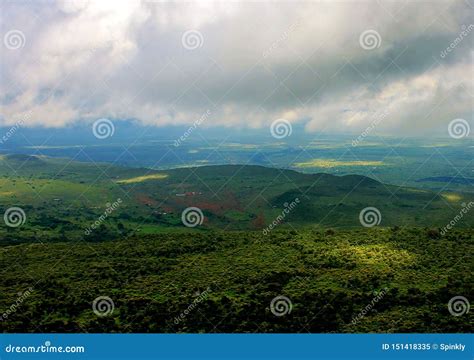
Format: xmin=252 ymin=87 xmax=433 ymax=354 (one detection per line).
xmin=0 ymin=0 xmax=473 ymax=135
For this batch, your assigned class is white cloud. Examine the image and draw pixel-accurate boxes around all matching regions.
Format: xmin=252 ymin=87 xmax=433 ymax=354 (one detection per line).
xmin=0 ymin=0 xmax=472 ymax=135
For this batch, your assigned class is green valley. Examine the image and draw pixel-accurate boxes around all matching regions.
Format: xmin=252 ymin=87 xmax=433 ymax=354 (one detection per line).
xmin=0 ymin=154 xmax=472 ymax=333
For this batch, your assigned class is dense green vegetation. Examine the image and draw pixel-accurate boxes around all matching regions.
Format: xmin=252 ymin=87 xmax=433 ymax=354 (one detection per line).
xmin=1 ymin=228 xmax=472 ymax=333
xmin=0 ymin=155 xmax=472 ymax=333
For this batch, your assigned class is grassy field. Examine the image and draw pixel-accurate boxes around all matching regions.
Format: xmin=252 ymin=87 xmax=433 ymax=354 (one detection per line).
xmin=293 ymin=159 xmax=386 ymax=168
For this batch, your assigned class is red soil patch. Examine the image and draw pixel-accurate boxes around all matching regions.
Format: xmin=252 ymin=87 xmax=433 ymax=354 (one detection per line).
xmin=135 ymin=194 xmax=159 ymax=206
xmin=252 ymin=211 xmax=266 ymax=229
xmin=171 ymin=191 xmax=242 ymax=216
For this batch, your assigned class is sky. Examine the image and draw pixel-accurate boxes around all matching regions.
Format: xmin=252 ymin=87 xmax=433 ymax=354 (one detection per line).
xmin=0 ymin=0 xmax=473 ymax=136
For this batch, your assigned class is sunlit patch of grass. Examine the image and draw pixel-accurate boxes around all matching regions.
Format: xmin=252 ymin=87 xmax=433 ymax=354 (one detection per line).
xmin=221 ymin=143 xmax=259 ymax=149
xmin=351 ymin=142 xmax=384 ymax=147
xmin=0 ymin=178 xmax=106 ymax=204
xmin=117 ymin=174 xmax=168 ymax=184
xmin=0 ymin=191 xmax=15 ymax=196
xmin=200 ymin=143 xmax=284 ymax=151
xmin=293 ymin=159 xmax=386 ymax=168
xmin=299 ymin=235 xmax=417 ymax=271
xmin=420 ymin=144 xmax=453 ymax=148
xmin=304 ymin=142 xmax=344 ymax=149
xmin=441 ymin=193 xmax=462 ymax=202
xmin=406 ymin=188 xmax=430 ymax=194
xmin=349 ymin=245 xmax=415 ymax=267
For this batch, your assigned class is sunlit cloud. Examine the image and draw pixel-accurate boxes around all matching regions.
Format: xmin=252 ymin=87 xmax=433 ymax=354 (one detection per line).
xmin=0 ymin=0 xmax=472 ymax=135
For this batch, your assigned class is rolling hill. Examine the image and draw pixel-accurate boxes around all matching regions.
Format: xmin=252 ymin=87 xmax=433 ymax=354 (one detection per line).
xmin=0 ymin=154 xmax=472 ymax=246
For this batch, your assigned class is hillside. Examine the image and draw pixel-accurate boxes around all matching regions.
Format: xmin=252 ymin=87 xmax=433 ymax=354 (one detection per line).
xmin=0 ymin=154 xmax=472 ymax=245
